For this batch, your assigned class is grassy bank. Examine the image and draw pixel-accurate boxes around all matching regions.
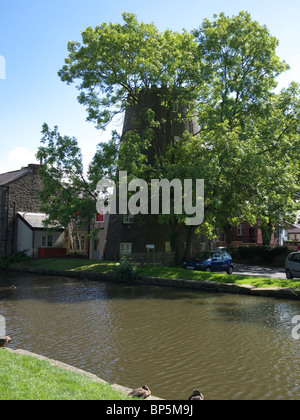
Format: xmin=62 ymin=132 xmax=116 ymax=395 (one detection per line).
xmin=0 ymin=349 xmax=132 ymax=400
xmin=8 ymin=258 xmax=300 ymax=289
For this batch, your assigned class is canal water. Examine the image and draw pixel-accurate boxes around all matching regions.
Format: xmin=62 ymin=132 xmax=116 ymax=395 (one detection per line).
xmin=0 ymin=271 xmax=300 ymax=400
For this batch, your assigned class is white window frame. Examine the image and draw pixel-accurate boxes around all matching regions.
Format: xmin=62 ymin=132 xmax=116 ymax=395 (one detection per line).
xmin=237 ymin=223 xmax=245 ymax=236
xmin=120 ymin=243 xmax=132 ymax=255
xmin=41 ymin=235 xmax=53 ymax=248
xmin=123 ymin=214 xmax=134 ymax=224
xmin=165 ymin=242 xmax=171 ymax=252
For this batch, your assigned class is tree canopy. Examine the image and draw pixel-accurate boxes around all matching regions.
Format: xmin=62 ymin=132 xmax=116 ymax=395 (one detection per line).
xmin=38 ymin=11 xmax=300 ymax=255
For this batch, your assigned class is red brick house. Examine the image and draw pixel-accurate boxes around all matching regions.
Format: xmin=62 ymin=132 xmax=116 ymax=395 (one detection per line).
xmin=216 ymin=221 xmax=281 ymax=248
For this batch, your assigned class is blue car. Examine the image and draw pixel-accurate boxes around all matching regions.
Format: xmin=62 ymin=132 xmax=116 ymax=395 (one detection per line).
xmin=183 ymin=251 xmax=233 ymax=274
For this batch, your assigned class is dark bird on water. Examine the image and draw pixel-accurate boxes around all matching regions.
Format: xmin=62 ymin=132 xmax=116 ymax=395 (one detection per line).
xmin=188 ymin=389 xmax=204 ymax=400
xmin=0 ymin=336 xmax=11 ymax=348
xmin=128 ymin=385 xmax=151 ymax=399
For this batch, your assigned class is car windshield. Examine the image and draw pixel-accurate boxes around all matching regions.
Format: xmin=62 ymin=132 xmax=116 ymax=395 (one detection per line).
xmin=193 ymin=252 xmax=214 ymax=261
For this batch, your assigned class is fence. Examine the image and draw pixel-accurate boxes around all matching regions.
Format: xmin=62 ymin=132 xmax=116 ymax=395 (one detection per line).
xmin=124 ymin=252 xmax=176 ymax=266
xmin=284 ymin=241 xmax=300 ymax=251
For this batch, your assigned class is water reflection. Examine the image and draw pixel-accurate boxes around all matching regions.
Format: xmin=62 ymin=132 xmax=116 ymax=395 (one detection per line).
xmin=0 ymin=271 xmax=300 ymax=400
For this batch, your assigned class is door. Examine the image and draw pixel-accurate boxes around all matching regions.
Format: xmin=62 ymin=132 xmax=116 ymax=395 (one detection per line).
xmin=92 ymin=239 xmax=100 ymax=260
xmin=211 ymin=252 xmax=224 ymax=271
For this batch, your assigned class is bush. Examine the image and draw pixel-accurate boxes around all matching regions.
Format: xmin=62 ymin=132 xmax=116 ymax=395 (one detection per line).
xmin=0 ymin=251 xmax=30 ymax=270
xmin=114 ymin=257 xmax=137 ymax=282
xmin=231 ymin=245 xmax=290 ymax=266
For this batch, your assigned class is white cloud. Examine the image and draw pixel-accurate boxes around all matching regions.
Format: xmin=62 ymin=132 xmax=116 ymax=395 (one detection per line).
xmin=0 ymin=146 xmax=38 ymax=174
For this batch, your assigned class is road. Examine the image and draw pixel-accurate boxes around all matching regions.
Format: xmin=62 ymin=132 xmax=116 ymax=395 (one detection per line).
xmin=233 ymin=264 xmax=286 ymax=280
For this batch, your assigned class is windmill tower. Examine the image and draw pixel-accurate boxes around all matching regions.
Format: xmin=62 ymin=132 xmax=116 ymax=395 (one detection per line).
xmin=103 ymin=86 xmax=201 ymax=263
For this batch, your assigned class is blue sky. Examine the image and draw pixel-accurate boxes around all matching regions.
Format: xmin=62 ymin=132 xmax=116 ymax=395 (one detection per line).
xmin=0 ymin=0 xmax=300 ymax=174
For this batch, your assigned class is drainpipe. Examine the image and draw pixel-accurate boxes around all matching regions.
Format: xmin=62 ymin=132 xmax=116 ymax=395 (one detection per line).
xmin=11 ymin=201 xmax=16 ymax=254
xmin=87 ymin=224 xmax=90 ymax=260
xmin=4 ymin=186 xmax=10 ymax=256
xmin=32 ymin=229 xmax=35 ymax=260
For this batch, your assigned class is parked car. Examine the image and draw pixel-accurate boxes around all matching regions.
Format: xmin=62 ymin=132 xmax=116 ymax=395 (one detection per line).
xmin=285 ymin=252 xmax=300 ymax=279
xmin=183 ymin=251 xmax=233 ymax=274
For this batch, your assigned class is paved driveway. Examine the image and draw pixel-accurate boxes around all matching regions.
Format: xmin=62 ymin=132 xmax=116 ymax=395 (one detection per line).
xmin=233 ymin=264 xmax=286 ymax=280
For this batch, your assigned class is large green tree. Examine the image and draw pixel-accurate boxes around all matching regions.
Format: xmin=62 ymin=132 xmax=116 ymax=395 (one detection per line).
xmin=38 ymin=11 xmax=300 ymax=259
xmin=191 ymin=12 xmax=300 ymax=246
xmin=57 ymin=12 xmax=205 ymax=259
xmin=58 ymin=12 xmax=202 ymax=135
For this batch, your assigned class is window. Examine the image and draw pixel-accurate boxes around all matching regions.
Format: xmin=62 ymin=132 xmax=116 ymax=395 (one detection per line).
xmin=41 ymin=236 xmax=47 ymax=247
xmin=47 ymin=236 xmax=53 ymax=247
xmin=213 ymin=252 xmax=223 ymax=261
xmin=120 ymin=243 xmax=132 ymax=255
xmin=290 ymin=253 xmax=300 ymax=263
xmin=165 ymin=242 xmax=171 ymax=252
xmin=41 ymin=235 xmax=53 ymax=248
xmin=237 ymin=224 xmax=245 ymax=236
xmin=123 ymin=214 xmax=134 ymax=224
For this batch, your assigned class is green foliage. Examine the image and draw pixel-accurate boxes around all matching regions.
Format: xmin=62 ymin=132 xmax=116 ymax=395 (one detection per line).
xmin=0 ymin=251 xmax=30 ymax=270
xmin=36 ymin=123 xmax=119 ymax=233
xmin=191 ymin=12 xmax=300 ymax=242
xmin=114 ymin=257 xmax=137 ymax=282
xmin=59 ymin=13 xmax=201 ymax=130
xmin=37 ymin=124 xmax=93 ymax=229
xmin=39 ymin=11 xmax=300 ymax=254
xmin=10 ymin=257 xmax=300 ymax=290
xmin=230 ymin=245 xmax=290 ymax=265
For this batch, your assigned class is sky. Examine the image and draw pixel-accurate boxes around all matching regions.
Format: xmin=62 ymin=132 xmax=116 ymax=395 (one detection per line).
xmin=0 ymin=0 xmax=300 ymax=174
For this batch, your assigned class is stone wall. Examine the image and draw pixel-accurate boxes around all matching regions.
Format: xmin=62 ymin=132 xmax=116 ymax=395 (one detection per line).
xmin=7 ymin=265 xmax=300 ymax=301
xmin=0 ymin=165 xmax=43 ymax=259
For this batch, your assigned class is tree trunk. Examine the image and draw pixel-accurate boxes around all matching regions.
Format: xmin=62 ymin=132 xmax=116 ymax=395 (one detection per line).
xmin=169 ymin=220 xmax=180 ymax=263
xmin=261 ymin=222 xmax=274 ymax=246
xmin=223 ymin=223 xmax=233 ymax=250
xmin=182 ymin=225 xmax=197 ymax=262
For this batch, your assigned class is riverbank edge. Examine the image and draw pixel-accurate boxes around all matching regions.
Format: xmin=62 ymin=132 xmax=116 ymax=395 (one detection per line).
xmin=3 ymin=348 xmax=163 ymax=400
xmin=5 ymin=264 xmax=300 ymax=300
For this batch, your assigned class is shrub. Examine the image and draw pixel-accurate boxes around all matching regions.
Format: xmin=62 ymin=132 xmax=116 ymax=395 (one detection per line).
xmin=231 ymin=245 xmax=290 ymax=266
xmin=114 ymin=257 xmax=137 ymax=282
xmin=0 ymin=251 xmax=30 ymax=270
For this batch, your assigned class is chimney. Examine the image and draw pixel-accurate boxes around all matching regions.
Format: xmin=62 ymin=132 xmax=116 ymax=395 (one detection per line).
xmin=27 ymin=164 xmax=42 ymax=175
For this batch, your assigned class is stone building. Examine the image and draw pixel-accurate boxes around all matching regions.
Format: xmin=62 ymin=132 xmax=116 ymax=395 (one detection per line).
xmin=0 ymin=164 xmax=43 ymax=259
xmin=17 ymin=212 xmax=65 ymax=259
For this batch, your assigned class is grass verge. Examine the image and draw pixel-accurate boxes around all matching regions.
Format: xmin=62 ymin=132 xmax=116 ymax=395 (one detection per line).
xmin=0 ymin=349 xmax=132 ymax=400
xmin=8 ymin=258 xmax=300 ymax=289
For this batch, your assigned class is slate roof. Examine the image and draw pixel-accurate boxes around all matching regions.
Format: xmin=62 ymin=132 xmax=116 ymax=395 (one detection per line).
xmin=17 ymin=212 xmax=64 ymax=231
xmin=0 ymin=168 xmax=31 ymax=186
xmin=287 ymin=224 xmax=300 ymax=234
